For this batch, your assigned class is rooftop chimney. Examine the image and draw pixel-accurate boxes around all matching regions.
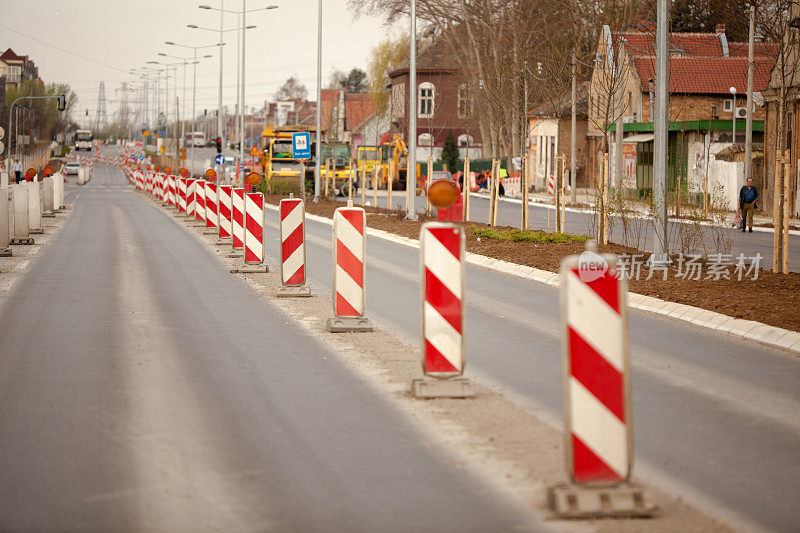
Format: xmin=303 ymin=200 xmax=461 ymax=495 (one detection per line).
xmin=715 ymin=23 xmax=726 ymax=34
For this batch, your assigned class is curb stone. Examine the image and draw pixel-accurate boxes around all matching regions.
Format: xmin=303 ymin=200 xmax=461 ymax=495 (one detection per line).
xmin=265 ymin=202 xmax=800 ymax=356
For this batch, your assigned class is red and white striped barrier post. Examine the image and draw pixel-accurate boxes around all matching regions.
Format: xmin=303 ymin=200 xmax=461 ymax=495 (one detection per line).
xmin=204 ymin=182 xmax=218 ymax=234
xmin=233 ymin=192 xmax=268 ymax=273
xmin=411 ymin=222 xmax=473 ymax=398
xmin=326 ymin=205 xmax=372 ymax=332
xmin=229 ymin=188 xmax=245 ymax=257
xmin=178 ymin=178 xmax=188 ymax=213
xmin=217 ymin=185 xmax=232 ymax=244
xmin=186 ymin=179 xmax=196 ymax=219
xmin=548 ymin=242 xmax=654 ymax=518
xmin=168 ymin=175 xmax=176 ymax=207
xmin=276 ymin=197 xmax=311 ymax=297
xmin=194 ymin=180 xmax=206 ymax=225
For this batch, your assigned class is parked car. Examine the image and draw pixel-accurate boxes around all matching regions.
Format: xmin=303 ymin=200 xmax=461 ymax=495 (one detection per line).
xmin=64 ymin=162 xmax=80 ymax=176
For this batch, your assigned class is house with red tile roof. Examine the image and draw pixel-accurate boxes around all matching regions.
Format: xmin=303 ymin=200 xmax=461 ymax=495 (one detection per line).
xmin=0 ymin=48 xmax=40 ymax=88
xmin=586 ymin=25 xmax=777 ymax=208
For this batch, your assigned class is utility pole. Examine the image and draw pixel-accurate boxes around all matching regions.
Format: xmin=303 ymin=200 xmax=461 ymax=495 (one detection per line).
xmin=406 ymin=0 xmax=418 ymax=219
xmin=652 ymin=0 xmax=669 ymax=264
xmin=314 ymin=0 xmax=322 ymax=201
xmin=744 ymin=4 xmax=755 ymax=182
xmin=240 ymin=0 xmax=246 ymax=173
xmin=522 ymin=60 xmax=529 ymax=230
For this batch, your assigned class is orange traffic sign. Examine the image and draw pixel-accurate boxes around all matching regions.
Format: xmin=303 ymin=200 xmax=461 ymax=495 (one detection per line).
xmin=427 ymin=179 xmax=460 ymax=210
xmin=180 ymin=154 xmax=186 ymax=160
xmin=248 ymin=145 xmax=260 ymax=157
xmin=246 ymin=171 xmax=262 ymax=186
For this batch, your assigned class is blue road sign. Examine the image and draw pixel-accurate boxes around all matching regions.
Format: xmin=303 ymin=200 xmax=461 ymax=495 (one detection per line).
xmin=138 ymin=155 xmax=145 ymax=161
xmin=214 ymin=154 xmax=224 ymax=165
xmin=292 ymin=132 xmax=311 ymax=160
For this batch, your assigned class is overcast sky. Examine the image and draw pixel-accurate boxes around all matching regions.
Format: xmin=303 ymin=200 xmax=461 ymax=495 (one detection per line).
xmin=0 ymin=0 xmax=398 ymax=126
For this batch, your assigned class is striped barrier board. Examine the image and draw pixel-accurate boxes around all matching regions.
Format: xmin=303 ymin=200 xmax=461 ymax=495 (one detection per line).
xmin=194 ymin=180 xmax=206 ymax=222
xmin=277 ymin=198 xmax=311 ymax=297
xmin=218 ymin=185 xmax=232 ymax=241
xmin=326 ymin=206 xmax=372 ymax=332
xmin=178 ymin=178 xmax=187 ymax=212
xmin=235 ymin=192 xmax=268 ymax=273
xmin=548 ymin=245 xmax=654 ymax=518
xmin=204 ymin=182 xmax=218 ymax=231
xmin=186 ymin=179 xmax=196 ymax=217
xmin=411 ymin=223 xmax=472 ymax=398
xmin=231 ymin=188 xmax=245 ymax=252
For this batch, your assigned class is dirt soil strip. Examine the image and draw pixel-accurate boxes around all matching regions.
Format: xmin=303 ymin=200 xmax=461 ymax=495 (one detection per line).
xmin=149 ymin=193 xmax=733 ymax=532
xmin=0 ymin=204 xmax=73 ymax=298
xmin=264 ymin=195 xmax=800 ymax=333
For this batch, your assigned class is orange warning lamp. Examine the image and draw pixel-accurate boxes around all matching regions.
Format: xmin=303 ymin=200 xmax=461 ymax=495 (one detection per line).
xmin=427 ymin=179 xmax=460 ymax=210
xmin=179 ymin=168 xmax=189 ymax=177
xmin=25 ymin=168 xmax=37 ymax=180
xmin=163 ymin=167 xmax=172 ymax=174
xmin=43 ymin=166 xmax=53 ymax=177
xmin=246 ymin=171 xmax=262 ymax=186
xmin=154 ymin=166 xmax=160 ymax=172
xmin=205 ymin=168 xmax=217 ymax=181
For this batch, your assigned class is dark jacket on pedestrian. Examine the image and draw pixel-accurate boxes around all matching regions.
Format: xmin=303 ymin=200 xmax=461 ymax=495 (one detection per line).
xmin=739 ymin=184 xmax=758 ymax=208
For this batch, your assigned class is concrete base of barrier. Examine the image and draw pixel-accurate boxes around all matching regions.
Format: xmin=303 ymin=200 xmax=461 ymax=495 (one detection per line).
xmin=215 ymin=237 xmax=232 ymax=246
xmin=276 ymin=285 xmax=312 ymax=298
xmin=0 ymin=248 xmax=11 ymax=257
xmin=547 ymin=483 xmax=656 ymax=519
xmin=29 ymin=228 xmax=44 ymax=234
xmin=411 ymin=377 xmax=474 ymax=398
xmin=228 ymin=249 xmax=244 ymax=258
xmin=232 ymin=263 xmax=269 ymax=273
xmin=325 ymin=316 xmax=373 ymax=333
xmin=203 ymin=228 xmax=217 ymax=235
xmin=43 ymin=211 xmax=56 ymax=218
xmin=10 ymin=238 xmax=34 ymax=245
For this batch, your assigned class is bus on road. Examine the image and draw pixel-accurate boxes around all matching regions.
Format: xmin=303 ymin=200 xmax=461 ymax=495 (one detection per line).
xmin=75 ymin=130 xmax=93 ymax=151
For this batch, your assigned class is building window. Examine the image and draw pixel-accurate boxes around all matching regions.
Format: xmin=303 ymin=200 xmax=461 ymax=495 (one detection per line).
xmin=418 ymin=82 xmax=435 ymax=118
xmin=418 ymin=132 xmax=434 ymax=146
xmin=723 ymin=99 xmax=733 ymax=113
xmin=457 ymin=134 xmax=474 ymax=147
xmin=457 ymin=84 xmax=472 ymax=119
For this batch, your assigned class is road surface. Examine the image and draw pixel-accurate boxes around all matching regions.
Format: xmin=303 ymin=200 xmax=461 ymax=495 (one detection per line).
xmin=296 ymin=187 xmax=799 ymax=530
xmin=0 ymin=163 xmax=538 ymax=531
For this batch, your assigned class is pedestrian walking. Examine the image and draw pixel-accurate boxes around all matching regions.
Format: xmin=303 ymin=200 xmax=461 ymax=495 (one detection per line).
xmin=13 ymin=159 xmax=22 ymax=184
xmin=738 ymin=177 xmax=758 ymax=233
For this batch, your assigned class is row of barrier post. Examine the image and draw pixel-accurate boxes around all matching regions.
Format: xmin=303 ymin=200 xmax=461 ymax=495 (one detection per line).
xmin=116 ymin=153 xmax=655 ymax=520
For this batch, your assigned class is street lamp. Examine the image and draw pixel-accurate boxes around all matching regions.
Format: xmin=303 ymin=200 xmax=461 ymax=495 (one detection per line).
xmin=407 ymin=0 xmax=418 ymax=219
xmin=730 ymin=86 xmax=737 ymax=145
xmin=165 ymin=40 xmax=223 ymax=176
xmin=189 ymin=19 xmax=257 ymax=180
xmin=199 ymin=3 xmax=278 ymax=184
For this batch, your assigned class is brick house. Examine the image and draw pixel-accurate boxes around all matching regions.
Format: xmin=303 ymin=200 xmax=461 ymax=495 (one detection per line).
xmin=319 ymin=89 xmax=375 ymax=144
xmin=587 ymin=25 xmax=777 ymax=208
xmin=527 ymin=81 xmax=590 ymax=190
xmin=387 ymin=40 xmax=482 ymax=160
xmin=762 ymin=3 xmax=800 ymax=217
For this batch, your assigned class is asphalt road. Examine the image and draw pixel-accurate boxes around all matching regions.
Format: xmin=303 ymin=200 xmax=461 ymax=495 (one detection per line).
xmin=0 ymin=163 xmax=538 ymax=530
xmin=266 ymin=194 xmax=800 ymax=531
xmin=345 ymin=188 xmax=800 ymax=273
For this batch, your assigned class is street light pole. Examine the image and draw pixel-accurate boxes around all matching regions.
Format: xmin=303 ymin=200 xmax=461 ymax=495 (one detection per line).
xmin=240 ymin=0 xmax=246 ymax=173
xmin=406 ymin=0 xmax=418 ymax=219
xmin=218 ymin=1 xmax=225 ymax=180
xmin=652 ymin=0 xmax=669 ymax=264
xmin=314 ymin=0 xmax=322 ymax=201
xmin=192 ymin=47 xmax=198 ymax=176
xmin=730 ymin=86 xmax=737 ymax=145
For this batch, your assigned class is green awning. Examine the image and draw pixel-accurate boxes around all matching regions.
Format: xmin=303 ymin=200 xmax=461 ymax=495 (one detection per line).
xmin=607 ymin=119 xmax=764 ymax=133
